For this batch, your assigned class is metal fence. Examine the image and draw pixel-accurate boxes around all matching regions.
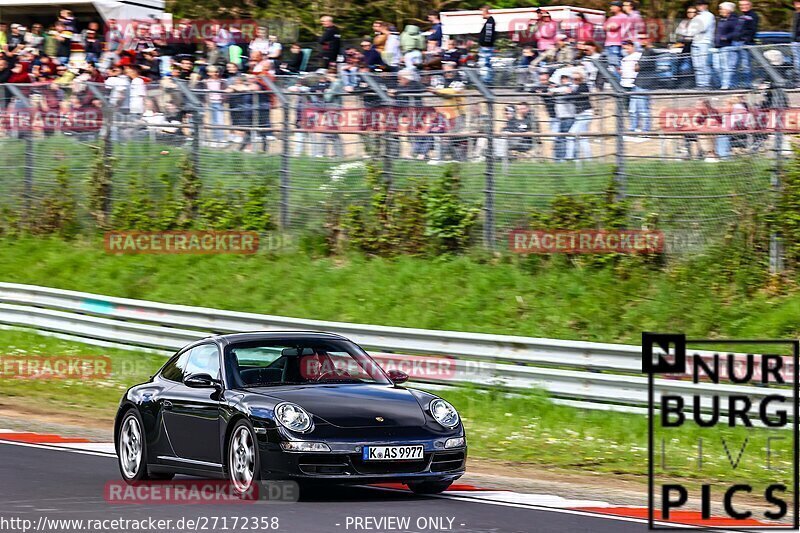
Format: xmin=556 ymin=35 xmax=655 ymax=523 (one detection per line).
xmin=0 ymin=44 xmax=795 ymax=257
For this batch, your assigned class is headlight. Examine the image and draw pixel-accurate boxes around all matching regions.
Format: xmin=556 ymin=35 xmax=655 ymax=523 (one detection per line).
xmin=274 ymin=402 xmax=313 ymax=433
xmin=429 ymin=399 xmax=460 ymax=428
xmin=445 ymin=437 xmax=465 ymax=449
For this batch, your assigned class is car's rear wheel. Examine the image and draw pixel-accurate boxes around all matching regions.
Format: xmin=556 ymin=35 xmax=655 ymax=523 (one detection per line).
xmin=407 ymin=480 xmax=453 ymax=495
xmin=227 ymin=420 xmax=260 ymax=496
xmin=118 ymin=410 xmax=149 ymax=482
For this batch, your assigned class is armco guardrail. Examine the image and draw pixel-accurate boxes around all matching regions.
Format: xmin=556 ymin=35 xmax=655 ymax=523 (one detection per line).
xmin=0 ymin=283 xmax=788 ymax=413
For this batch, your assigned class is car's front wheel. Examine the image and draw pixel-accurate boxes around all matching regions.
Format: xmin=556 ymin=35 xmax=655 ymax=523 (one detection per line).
xmin=118 ymin=410 xmax=149 ymax=482
xmin=227 ymin=420 xmax=261 ymax=496
xmin=407 ymin=480 xmax=453 ymax=495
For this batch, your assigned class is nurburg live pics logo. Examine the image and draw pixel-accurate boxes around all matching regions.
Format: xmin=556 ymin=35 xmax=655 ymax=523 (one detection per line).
xmin=643 ymin=332 xmax=800 ymax=529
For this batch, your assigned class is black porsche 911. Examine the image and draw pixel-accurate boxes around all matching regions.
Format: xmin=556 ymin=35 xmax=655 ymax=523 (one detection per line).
xmin=115 ymin=332 xmax=466 ymax=495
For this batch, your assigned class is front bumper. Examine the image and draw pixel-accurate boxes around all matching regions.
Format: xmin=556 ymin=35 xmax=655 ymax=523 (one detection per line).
xmin=257 ymin=435 xmax=466 ymax=483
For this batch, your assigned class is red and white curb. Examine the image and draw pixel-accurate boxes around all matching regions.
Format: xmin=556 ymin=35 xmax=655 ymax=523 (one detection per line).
xmin=0 ymin=430 xmax=787 ymax=529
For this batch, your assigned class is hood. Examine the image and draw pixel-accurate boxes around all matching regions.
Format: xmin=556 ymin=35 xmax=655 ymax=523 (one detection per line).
xmin=246 ymin=384 xmax=427 ymax=428
xmin=403 ymin=25 xmax=421 ymax=35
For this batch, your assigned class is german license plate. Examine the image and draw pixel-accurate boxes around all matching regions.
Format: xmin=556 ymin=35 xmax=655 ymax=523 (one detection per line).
xmin=362 ymin=445 xmax=424 ymax=461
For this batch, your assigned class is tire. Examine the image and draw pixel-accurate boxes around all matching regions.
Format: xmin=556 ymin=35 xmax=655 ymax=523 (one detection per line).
xmin=227 ymin=419 xmax=261 ymax=496
xmin=117 ymin=409 xmax=150 ymax=482
xmin=407 ymin=480 xmax=453 ymax=495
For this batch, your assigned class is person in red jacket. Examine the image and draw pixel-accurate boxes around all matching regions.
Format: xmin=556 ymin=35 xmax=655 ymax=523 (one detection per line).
xmin=7 ymin=60 xmax=31 ymax=83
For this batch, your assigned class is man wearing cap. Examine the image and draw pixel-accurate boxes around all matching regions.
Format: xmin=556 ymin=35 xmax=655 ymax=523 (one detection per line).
xmin=714 ymin=2 xmax=740 ymax=90
xmin=603 ymin=2 xmax=627 ymax=68
xmin=687 ymin=0 xmax=715 ymax=88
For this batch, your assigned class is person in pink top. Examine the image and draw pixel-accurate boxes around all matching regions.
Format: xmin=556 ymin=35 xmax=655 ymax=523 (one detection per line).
xmin=622 ymin=0 xmax=645 ymax=44
xmin=603 ymin=1 xmax=627 ymax=67
xmin=534 ymin=9 xmax=559 ymax=51
xmin=575 ymin=12 xmax=595 ymax=42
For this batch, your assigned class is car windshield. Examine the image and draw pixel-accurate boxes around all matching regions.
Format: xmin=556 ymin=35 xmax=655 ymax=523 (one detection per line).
xmin=225 ymin=339 xmax=391 ymax=388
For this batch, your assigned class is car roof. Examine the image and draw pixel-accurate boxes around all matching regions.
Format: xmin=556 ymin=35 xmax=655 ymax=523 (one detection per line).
xmin=206 ymin=331 xmax=352 ymax=347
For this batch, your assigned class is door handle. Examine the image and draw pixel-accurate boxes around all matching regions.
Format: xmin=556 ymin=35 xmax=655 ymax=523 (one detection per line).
xmin=163 ymin=400 xmax=173 ymax=410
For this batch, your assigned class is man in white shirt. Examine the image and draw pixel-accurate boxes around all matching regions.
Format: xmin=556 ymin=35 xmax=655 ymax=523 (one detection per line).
xmin=687 ymin=0 xmax=715 ymax=88
xmin=619 ymin=40 xmax=641 ymax=89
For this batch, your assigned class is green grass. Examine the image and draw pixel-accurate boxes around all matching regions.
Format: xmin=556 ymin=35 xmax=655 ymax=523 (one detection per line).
xmin=0 ymin=237 xmax=795 ymax=344
xmin=0 ymin=329 xmax=790 ymax=487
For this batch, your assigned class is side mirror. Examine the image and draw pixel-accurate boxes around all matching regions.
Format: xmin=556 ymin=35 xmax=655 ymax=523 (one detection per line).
xmin=387 ymin=369 xmax=409 ymax=384
xmin=185 ymin=373 xmax=221 ymax=389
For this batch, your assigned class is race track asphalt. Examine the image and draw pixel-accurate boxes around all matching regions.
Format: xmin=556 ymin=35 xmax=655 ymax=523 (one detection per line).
xmin=0 ymin=441 xmax=653 ymax=533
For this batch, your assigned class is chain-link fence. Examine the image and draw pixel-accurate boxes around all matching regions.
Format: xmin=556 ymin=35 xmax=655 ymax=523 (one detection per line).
xmin=0 ymin=47 xmax=793 ymax=260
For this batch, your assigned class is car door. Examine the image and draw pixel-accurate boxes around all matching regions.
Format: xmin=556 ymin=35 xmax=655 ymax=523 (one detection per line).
xmin=161 ymin=343 xmax=223 ymax=465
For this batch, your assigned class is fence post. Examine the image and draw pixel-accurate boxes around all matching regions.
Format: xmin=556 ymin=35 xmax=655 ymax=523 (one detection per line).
xmin=591 ymin=59 xmax=627 ymax=199
xmin=361 ymin=75 xmax=394 ymax=187
xmin=750 ymin=48 xmax=787 ymax=273
xmin=88 ymin=83 xmax=114 ymax=221
xmin=7 ymin=85 xmax=33 ymax=226
xmin=260 ymin=76 xmax=291 ymax=229
xmin=464 ymin=69 xmax=497 ymax=249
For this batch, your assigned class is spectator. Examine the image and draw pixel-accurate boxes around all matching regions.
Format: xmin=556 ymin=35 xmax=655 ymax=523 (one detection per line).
xmin=267 ymin=35 xmax=282 ymax=65
xmin=374 ymin=22 xmax=400 ymax=69
xmin=619 ymin=40 xmax=641 ymax=127
xmin=604 ymin=2 xmax=627 ymax=68
xmin=372 ymin=21 xmax=387 ymax=53
xmin=714 ymin=2 xmax=739 ymax=90
xmin=575 ymin=13 xmax=595 ymax=42
xmin=422 ymin=40 xmax=442 ymax=70
xmin=400 ymin=25 xmax=425 ymax=70
xmin=566 ymin=71 xmax=593 ymax=160
xmin=317 ymin=16 xmax=341 ymax=68
xmin=226 ymin=74 xmax=258 ymax=150
xmin=510 ymin=102 xmax=538 ymax=156
xmin=478 ymin=5 xmax=496 ymax=84
xmin=24 ymin=23 xmax=44 ymax=52
xmin=249 ymin=27 xmax=271 ymax=56
xmin=249 ymin=50 xmax=272 ymax=76
xmin=673 ymin=6 xmax=696 ymax=88
xmin=202 ymin=65 xmax=224 ymax=143
xmin=793 ymin=0 xmax=800 ymax=81
xmin=426 ymin=12 xmax=443 ymax=49
xmin=532 ymin=34 xmax=574 ymax=68
xmin=84 ymin=29 xmax=103 ymax=64
xmin=124 ymin=64 xmax=146 ymax=117
xmin=442 ymin=39 xmax=463 ymax=65
xmin=579 ymin=41 xmax=603 ymax=90
xmin=278 ymin=43 xmax=305 ymax=74
xmin=7 ymin=24 xmax=24 ymax=54
xmin=53 ymin=22 xmax=72 ymax=65
xmin=0 ymin=23 xmax=7 ymax=48
xmin=551 ymin=74 xmax=576 ymax=162
xmin=622 ymin=1 xmax=644 ymax=44
xmin=631 ymin=33 xmax=656 ymax=133
xmin=736 ymin=0 xmax=758 ymax=87
xmin=534 ymin=9 xmax=559 ymax=52
xmin=688 ymin=0 xmax=715 ymax=88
